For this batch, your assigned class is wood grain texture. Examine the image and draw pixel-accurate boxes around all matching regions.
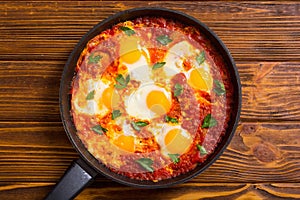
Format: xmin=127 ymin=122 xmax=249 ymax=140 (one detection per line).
xmin=1 ymin=61 xmax=299 ymax=121
xmin=0 ymin=122 xmax=299 ymax=183
xmin=0 ymin=1 xmax=299 ymax=61
xmin=0 ymin=61 xmax=62 ymax=121
xmin=240 ymin=62 xmax=300 ymax=121
xmin=0 ymin=1 xmax=299 ymax=199
xmin=0 ymin=182 xmax=299 ymax=200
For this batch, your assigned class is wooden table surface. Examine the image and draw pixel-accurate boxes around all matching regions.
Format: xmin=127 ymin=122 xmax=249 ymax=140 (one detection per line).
xmin=0 ymin=1 xmax=299 ymax=199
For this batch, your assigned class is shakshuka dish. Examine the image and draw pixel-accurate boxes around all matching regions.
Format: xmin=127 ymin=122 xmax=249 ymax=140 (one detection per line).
xmin=71 ymin=17 xmax=233 ymax=181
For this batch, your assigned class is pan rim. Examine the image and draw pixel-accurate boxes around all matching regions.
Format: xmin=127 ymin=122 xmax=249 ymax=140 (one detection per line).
xmin=59 ymin=7 xmax=242 ymax=188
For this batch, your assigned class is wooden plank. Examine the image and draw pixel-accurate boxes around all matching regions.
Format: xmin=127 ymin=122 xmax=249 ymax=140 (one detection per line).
xmin=239 ymin=62 xmax=300 ymax=121
xmin=0 ymin=182 xmax=299 ymax=200
xmin=0 ymin=1 xmax=299 ymax=200
xmin=1 ymin=61 xmax=299 ymax=121
xmin=0 ymin=1 xmax=299 ymax=61
xmin=0 ymin=61 xmax=62 ymax=121
xmin=0 ymin=122 xmax=299 ymax=183
xmin=75 ymin=183 xmax=300 ymax=200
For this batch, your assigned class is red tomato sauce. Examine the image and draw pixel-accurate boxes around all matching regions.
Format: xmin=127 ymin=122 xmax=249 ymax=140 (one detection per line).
xmin=71 ymin=17 xmax=234 ymax=181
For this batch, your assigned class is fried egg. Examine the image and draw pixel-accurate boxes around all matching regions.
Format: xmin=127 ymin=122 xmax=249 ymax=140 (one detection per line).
xmin=164 ymin=41 xmax=213 ymax=91
xmin=155 ymin=124 xmax=193 ymax=157
xmin=112 ymin=134 xmax=135 ymax=153
xmin=125 ymin=52 xmax=152 ymax=83
xmin=119 ymin=36 xmax=142 ymax=64
xmin=120 ymin=36 xmax=151 ymax=83
xmin=164 ymin=41 xmax=197 ymax=77
xmin=125 ymin=83 xmax=172 ymax=120
xmin=73 ymin=79 xmax=119 ymax=118
xmin=186 ymin=61 xmax=213 ymax=91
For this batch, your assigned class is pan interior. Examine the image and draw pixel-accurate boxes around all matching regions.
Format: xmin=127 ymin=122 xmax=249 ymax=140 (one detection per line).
xmin=60 ymin=7 xmax=241 ymax=188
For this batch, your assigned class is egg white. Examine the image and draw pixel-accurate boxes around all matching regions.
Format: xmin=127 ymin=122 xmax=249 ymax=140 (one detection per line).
xmin=155 ymin=124 xmax=192 ymax=157
xmin=123 ymin=48 xmax=152 ymax=83
xmin=164 ymin=41 xmax=199 ymax=77
xmin=125 ymin=82 xmax=171 ymax=120
xmin=73 ymin=79 xmax=110 ymax=118
xmin=163 ymin=41 xmax=213 ymax=92
xmin=185 ymin=61 xmax=212 ymax=91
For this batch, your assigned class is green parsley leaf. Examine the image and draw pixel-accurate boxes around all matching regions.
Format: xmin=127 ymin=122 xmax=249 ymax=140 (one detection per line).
xmin=174 ymin=83 xmax=183 ymax=97
xmin=213 ymin=80 xmax=226 ymax=96
xmin=115 ymin=74 xmax=126 ymax=85
xmin=202 ymin=114 xmax=217 ymax=128
xmin=197 ymin=144 xmax=208 ymax=155
xmin=135 ymin=121 xmax=149 ymax=127
xmin=115 ymin=74 xmax=130 ymax=89
xmin=168 ymin=154 xmax=180 ymax=164
xmin=91 ymin=125 xmax=108 ymax=135
xmin=86 ymin=90 xmax=95 ymax=100
xmin=152 ymin=62 xmax=166 ymax=70
xmin=114 ymin=84 xmax=126 ymax=89
xmin=119 ymin=26 xmax=135 ymax=36
xmin=112 ymin=110 xmax=122 ymax=120
xmin=165 ymin=115 xmax=179 ymax=124
xmin=196 ymin=51 xmax=205 ymax=65
xmin=156 ymin=35 xmax=172 ymax=45
xmin=126 ymin=74 xmax=130 ymax=83
xmin=88 ymin=53 xmax=102 ymax=64
xmin=136 ymin=158 xmax=154 ymax=172
xmin=131 ymin=121 xmax=149 ymax=131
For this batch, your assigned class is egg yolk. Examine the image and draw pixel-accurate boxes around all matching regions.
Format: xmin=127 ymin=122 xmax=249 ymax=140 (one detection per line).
xmin=146 ymin=90 xmax=171 ymax=116
xmin=120 ymin=37 xmax=142 ymax=64
xmin=113 ymin=135 xmax=135 ymax=152
xmin=164 ymin=129 xmax=192 ymax=154
xmin=101 ymin=86 xmax=120 ymax=109
xmin=188 ymin=68 xmax=213 ymax=91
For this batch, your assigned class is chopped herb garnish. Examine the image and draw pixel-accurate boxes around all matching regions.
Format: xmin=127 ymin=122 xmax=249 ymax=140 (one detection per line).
xmin=197 ymin=144 xmax=208 ymax=155
xmin=156 ymin=35 xmax=172 ymax=45
xmin=91 ymin=125 xmax=108 ymax=135
xmin=119 ymin=26 xmax=135 ymax=36
xmin=131 ymin=121 xmax=149 ymax=131
xmin=112 ymin=110 xmax=122 ymax=120
xmin=114 ymin=84 xmax=127 ymax=89
xmin=213 ymin=80 xmax=226 ymax=96
xmin=88 ymin=53 xmax=102 ymax=64
xmin=174 ymin=83 xmax=183 ymax=97
xmin=115 ymin=74 xmax=127 ymax=85
xmin=196 ymin=51 xmax=205 ymax=65
xmin=115 ymin=74 xmax=130 ymax=89
xmin=136 ymin=158 xmax=154 ymax=172
xmin=86 ymin=90 xmax=95 ymax=100
xmin=165 ymin=115 xmax=179 ymax=124
xmin=152 ymin=62 xmax=166 ymax=70
xmin=168 ymin=154 xmax=180 ymax=164
xmin=202 ymin=114 xmax=217 ymax=128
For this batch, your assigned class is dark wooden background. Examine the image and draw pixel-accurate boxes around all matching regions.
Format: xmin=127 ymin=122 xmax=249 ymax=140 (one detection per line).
xmin=0 ymin=1 xmax=299 ymax=199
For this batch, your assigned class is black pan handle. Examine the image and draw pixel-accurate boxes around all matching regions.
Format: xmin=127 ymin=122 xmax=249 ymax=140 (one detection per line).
xmin=44 ymin=158 xmax=98 ymax=200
